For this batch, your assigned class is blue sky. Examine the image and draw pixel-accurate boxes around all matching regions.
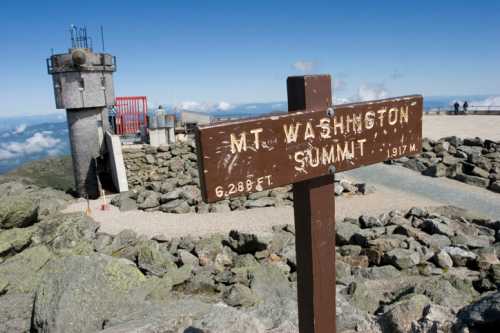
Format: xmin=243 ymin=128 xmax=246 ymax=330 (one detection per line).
xmin=2 ymin=0 xmax=500 ymax=116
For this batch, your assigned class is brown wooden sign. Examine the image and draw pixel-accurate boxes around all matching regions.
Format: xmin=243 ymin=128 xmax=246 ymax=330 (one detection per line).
xmin=195 ymin=75 xmax=423 ymax=333
xmin=196 ymin=95 xmax=423 ymax=203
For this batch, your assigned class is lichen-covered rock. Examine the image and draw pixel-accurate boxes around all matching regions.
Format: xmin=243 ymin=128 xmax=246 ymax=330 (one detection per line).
xmin=0 ymin=245 xmax=53 ymax=294
xmin=0 ymin=192 xmax=39 ymax=229
xmin=0 ymin=226 xmax=35 ymax=257
xmin=32 ymin=213 xmax=98 ymax=253
xmin=32 ymin=254 xmax=148 ymax=333
xmin=455 ymin=291 xmax=500 ymax=332
xmin=379 ymin=294 xmax=431 ymax=333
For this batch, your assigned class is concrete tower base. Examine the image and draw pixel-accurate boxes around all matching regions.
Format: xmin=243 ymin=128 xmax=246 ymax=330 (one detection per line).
xmin=66 ymin=108 xmax=107 ymax=198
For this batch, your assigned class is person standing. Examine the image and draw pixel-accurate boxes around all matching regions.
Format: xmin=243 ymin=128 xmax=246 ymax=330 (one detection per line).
xmin=454 ymin=101 xmax=460 ymax=115
xmin=463 ymin=101 xmax=469 ymax=114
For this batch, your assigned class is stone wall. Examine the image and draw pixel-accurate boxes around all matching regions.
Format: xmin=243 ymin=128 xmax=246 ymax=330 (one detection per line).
xmin=392 ymin=136 xmax=500 ymax=192
xmin=117 ymin=141 xmax=374 ymax=213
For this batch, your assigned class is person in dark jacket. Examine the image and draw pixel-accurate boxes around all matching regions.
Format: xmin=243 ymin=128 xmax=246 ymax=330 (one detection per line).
xmin=463 ymin=101 xmax=469 ymax=113
xmin=454 ymin=101 xmax=460 ymax=115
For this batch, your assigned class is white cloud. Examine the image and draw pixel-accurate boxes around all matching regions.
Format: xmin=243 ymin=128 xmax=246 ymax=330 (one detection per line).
xmin=216 ymin=101 xmax=233 ymax=111
xmin=355 ymin=83 xmax=389 ymax=101
xmin=334 ymin=97 xmax=351 ymax=104
xmin=14 ymin=124 xmax=27 ymax=134
xmin=174 ymin=101 xmax=234 ymax=113
xmin=469 ymin=96 xmax=500 ymax=110
xmin=0 ymin=132 xmax=61 ymax=161
xmin=292 ymin=60 xmax=315 ymax=73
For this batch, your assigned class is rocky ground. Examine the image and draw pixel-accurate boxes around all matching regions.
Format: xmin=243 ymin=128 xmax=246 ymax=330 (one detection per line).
xmin=117 ymin=142 xmax=375 ymax=214
xmin=1 ymin=181 xmax=500 ymax=332
xmin=392 ymin=136 xmax=500 ymax=193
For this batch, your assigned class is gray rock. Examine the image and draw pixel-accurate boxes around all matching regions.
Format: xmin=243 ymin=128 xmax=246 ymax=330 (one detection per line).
xmin=244 ymin=197 xmax=276 ymax=208
xmin=434 ymin=250 xmax=453 ymax=269
xmin=384 ymin=248 xmax=420 ymax=269
xmin=351 ymin=265 xmax=401 ymax=280
xmin=210 ymin=201 xmax=231 ymax=213
xmin=443 ymin=246 xmax=477 ymax=266
xmin=336 ymin=286 xmax=381 ymax=332
xmin=227 ymin=230 xmax=267 ymax=254
xmin=159 ymin=199 xmax=190 ymax=213
xmin=248 ymin=190 xmax=270 ymax=200
xmin=179 ymin=185 xmax=201 ymax=204
xmin=194 ymin=235 xmax=224 ymax=266
xmin=111 ymin=193 xmax=138 ymax=211
xmin=137 ymin=191 xmax=161 ymax=209
xmin=31 ymin=254 xmax=152 ymax=333
xmin=463 ymin=137 xmax=483 ymax=147
xmin=359 ymin=215 xmax=384 ymax=228
xmin=455 ymin=173 xmax=490 ymax=188
xmin=34 ymin=212 xmax=97 ymax=249
xmin=490 ymin=180 xmax=500 ymax=193
xmin=0 ymin=292 xmax=33 ymax=333
xmin=0 ymin=246 xmax=53 ymax=294
xmin=415 ymin=278 xmax=474 ymax=310
xmin=100 ymin=229 xmax=139 ymax=261
xmin=422 ymin=163 xmax=447 ymax=177
xmin=137 ymin=240 xmax=177 ymax=276
xmin=469 ymin=166 xmax=490 ymax=179
xmin=223 ymin=283 xmax=259 ymax=307
xmin=159 ymin=179 xmax=177 ymax=194
xmin=420 ymin=218 xmax=455 ymax=237
xmin=0 ymin=226 xmax=35 ymax=257
xmin=336 ymin=221 xmax=362 ymax=245
xmin=340 ymin=179 xmax=358 ymax=193
xmin=412 ymin=303 xmax=456 ymax=333
xmin=334 ymin=183 xmax=344 ymax=195
xmin=456 ymin=291 xmax=500 ymax=331
xmin=178 ymin=249 xmax=199 ymax=266
xmin=379 ymin=294 xmax=431 ymax=333
xmin=248 ymin=263 xmax=297 ymax=330
xmin=0 ymin=191 xmax=38 ymax=229
xmin=356 ymin=182 xmax=376 ymax=195
xmin=101 ymin=299 xmax=266 ymax=333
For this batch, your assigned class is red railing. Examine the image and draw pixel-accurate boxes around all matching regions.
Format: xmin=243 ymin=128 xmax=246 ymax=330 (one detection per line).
xmin=114 ymin=96 xmax=148 ymax=135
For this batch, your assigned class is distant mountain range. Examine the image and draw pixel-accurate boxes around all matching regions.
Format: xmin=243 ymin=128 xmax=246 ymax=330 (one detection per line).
xmin=0 ymin=94 xmax=495 ymax=174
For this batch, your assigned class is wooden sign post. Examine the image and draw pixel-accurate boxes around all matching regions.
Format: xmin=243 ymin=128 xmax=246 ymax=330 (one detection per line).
xmin=195 ymin=75 xmax=423 ymax=333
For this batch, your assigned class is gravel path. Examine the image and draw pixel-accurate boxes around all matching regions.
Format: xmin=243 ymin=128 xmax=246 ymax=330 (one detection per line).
xmin=64 ymin=185 xmax=438 ymax=239
xmin=423 ymin=115 xmax=500 ymax=140
xmin=344 ymin=164 xmax=500 ymax=219
xmin=64 ymin=115 xmax=500 ymax=238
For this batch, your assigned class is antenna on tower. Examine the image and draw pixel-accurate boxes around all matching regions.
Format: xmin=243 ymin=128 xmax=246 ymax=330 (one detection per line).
xmin=69 ymin=25 xmax=92 ymax=50
xmin=100 ymin=25 xmax=106 ymax=52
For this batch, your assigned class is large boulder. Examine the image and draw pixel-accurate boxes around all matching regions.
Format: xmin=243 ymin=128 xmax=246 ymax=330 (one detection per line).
xmin=32 ymin=213 xmax=98 ymax=254
xmin=0 ymin=226 xmax=36 ymax=258
xmin=100 ymin=299 xmax=267 ymax=333
xmin=32 ymin=254 xmax=149 ymax=333
xmin=0 ymin=292 xmax=34 ymax=332
xmin=379 ymin=294 xmax=431 ymax=333
xmin=248 ymin=263 xmax=298 ymax=330
xmin=455 ymin=292 xmax=500 ymax=332
xmin=0 ymin=192 xmax=39 ymax=229
xmin=0 ymin=245 xmax=54 ymax=294
xmin=0 ymin=182 xmax=72 ymax=230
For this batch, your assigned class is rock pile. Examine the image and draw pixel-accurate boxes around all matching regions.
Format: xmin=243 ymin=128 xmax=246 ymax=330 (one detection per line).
xmin=118 ymin=142 xmax=375 ymax=213
xmin=392 ymin=136 xmax=500 ymax=193
xmin=1 ymin=181 xmax=500 ymax=332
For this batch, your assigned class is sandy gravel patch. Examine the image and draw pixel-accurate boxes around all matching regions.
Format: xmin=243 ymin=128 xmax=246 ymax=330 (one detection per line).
xmin=423 ymin=115 xmax=500 ymax=140
xmin=64 ymin=184 xmax=438 ymax=239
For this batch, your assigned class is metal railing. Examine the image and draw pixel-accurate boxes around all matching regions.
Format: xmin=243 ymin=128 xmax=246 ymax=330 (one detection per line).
xmin=425 ymin=105 xmax=500 ymax=114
